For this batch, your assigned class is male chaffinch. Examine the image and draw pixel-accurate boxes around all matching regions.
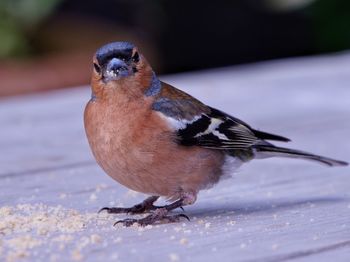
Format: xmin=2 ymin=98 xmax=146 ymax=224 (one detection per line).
xmin=84 ymin=42 xmax=348 ymax=227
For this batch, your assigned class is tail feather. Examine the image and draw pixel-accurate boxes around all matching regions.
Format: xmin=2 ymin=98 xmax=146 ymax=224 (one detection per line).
xmin=254 ymin=145 xmax=348 ymax=167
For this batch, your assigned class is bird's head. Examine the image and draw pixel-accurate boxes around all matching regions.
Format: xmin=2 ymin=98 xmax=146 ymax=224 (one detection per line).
xmin=91 ymin=42 xmax=153 ymax=99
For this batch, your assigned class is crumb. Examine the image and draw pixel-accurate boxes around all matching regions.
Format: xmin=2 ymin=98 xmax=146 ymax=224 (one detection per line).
xmin=0 ymin=206 xmax=13 ymax=216
xmin=179 ymin=238 xmax=188 ymax=245
xmin=95 ymin=183 xmax=107 ymax=193
xmin=6 ymin=250 xmax=28 ymax=262
xmin=169 ymin=253 xmax=179 ymax=261
xmin=90 ymin=234 xmax=102 ymax=244
xmin=227 ymin=220 xmax=236 ymax=226
xmin=197 ymin=219 xmax=205 ymax=225
xmin=58 ymin=243 xmax=66 ymax=251
xmin=89 ymin=193 xmax=97 ymax=201
xmin=37 ymin=227 xmax=49 ymax=236
xmin=138 ymin=227 xmax=145 ymax=232
xmin=271 ymin=244 xmax=278 ymax=250
xmin=174 ymin=227 xmax=181 ymax=232
xmin=59 ymin=193 xmax=67 ymax=199
xmin=240 ymin=243 xmax=246 ymax=249
xmin=0 ymin=203 xmax=113 ymax=261
xmin=7 ymin=235 xmax=42 ymax=250
xmin=110 ymin=252 xmax=119 ymax=260
xmin=205 ymin=222 xmax=211 ymax=229
xmin=77 ymin=236 xmax=91 ymax=250
xmin=50 ymin=254 xmax=59 ymax=262
xmin=71 ymin=249 xmax=83 ymax=261
xmin=145 ymin=225 xmax=153 ymax=230
xmin=97 ymin=212 xmax=109 ymax=219
xmin=114 ymin=237 xmax=123 ymax=243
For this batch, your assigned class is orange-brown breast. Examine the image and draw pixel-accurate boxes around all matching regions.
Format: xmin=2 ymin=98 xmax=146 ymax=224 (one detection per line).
xmin=84 ymin=88 xmax=225 ymax=200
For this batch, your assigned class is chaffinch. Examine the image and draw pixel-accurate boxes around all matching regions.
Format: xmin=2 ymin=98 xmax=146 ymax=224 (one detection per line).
xmin=84 ymin=42 xmax=348 ymax=226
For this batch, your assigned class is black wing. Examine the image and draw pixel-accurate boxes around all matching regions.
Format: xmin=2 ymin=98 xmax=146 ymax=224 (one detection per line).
xmin=177 ymin=107 xmax=290 ymax=150
xmin=151 ymin=82 xmax=290 ymax=151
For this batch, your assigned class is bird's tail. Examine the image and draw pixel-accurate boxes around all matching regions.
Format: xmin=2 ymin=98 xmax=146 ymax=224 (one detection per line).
xmin=253 ymin=145 xmax=348 ymax=167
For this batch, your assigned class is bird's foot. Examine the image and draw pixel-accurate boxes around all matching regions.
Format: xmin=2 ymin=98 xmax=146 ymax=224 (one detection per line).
xmin=98 ymin=196 xmax=159 ymax=215
xmin=113 ymin=208 xmax=190 ymax=227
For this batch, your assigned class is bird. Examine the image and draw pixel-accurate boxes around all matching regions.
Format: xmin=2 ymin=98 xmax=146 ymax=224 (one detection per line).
xmin=84 ymin=41 xmax=348 ymax=227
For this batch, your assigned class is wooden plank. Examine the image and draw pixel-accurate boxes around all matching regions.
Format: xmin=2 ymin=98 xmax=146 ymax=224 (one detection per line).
xmin=0 ymin=53 xmax=349 ymax=262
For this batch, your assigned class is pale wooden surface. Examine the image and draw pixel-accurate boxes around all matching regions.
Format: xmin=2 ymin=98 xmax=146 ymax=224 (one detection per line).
xmin=1 ymin=53 xmax=350 ymax=262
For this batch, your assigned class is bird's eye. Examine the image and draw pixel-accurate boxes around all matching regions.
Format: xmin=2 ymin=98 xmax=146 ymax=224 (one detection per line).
xmin=93 ymin=63 xmax=101 ymax=74
xmin=132 ymin=52 xmax=139 ymax=63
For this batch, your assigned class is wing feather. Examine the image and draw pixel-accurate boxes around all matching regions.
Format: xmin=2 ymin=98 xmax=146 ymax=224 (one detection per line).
xmin=152 ymin=82 xmax=290 ymax=151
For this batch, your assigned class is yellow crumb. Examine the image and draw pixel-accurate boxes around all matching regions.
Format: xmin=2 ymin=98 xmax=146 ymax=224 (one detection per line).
xmin=197 ymin=219 xmax=205 ymax=225
xmin=71 ymin=249 xmax=83 ymax=261
xmin=0 ymin=203 xmax=114 ymax=261
xmin=90 ymin=234 xmax=102 ymax=244
xmin=179 ymin=238 xmax=188 ymax=245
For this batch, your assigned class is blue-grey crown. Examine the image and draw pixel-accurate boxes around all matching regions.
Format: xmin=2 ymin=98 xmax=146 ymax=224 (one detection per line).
xmin=95 ymin=42 xmax=135 ymax=66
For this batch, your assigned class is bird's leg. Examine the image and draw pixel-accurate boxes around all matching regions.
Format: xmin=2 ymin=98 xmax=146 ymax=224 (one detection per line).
xmin=99 ymin=195 xmax=159 ymax=214
xmin=114 ymin=198 xmax=190 ymax=227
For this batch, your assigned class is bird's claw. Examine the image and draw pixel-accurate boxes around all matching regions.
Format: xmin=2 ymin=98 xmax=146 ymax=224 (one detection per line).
xmin=98 ymin=207 xmax=111 ymax=214
xmin=98 ymin=207 xmax=127 ymax=214
xmin=114 ymin=213 xmax=190 ymax=227
xmin=176 ymin=213 xmax=190 ymax=222
xmin=114 ymin=218 xmax=138 ymax=227
xmin=98 ymin=204 xmax=147 ymax=214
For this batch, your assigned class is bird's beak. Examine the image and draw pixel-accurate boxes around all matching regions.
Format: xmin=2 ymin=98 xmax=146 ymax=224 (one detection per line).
xmin=103 ymin=58 xmax=130 ymax=82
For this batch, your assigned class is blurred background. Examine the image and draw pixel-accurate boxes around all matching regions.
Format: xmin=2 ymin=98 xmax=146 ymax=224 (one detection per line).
xmin=0 ymin=0 xmax=349 ymax=97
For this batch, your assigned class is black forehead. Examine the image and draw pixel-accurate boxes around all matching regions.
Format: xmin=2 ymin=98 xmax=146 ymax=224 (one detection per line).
xmin=95 ymin=42 xmax=135 ymax=65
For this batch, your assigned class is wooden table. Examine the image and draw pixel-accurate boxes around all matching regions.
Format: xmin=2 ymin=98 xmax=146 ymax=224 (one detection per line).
xmin=1 ymin=53 xmax=349 ymax=262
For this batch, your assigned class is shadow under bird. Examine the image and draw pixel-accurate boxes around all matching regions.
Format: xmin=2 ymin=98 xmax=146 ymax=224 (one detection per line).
xmin=84 ymin=42 xmax=348 ymax=227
